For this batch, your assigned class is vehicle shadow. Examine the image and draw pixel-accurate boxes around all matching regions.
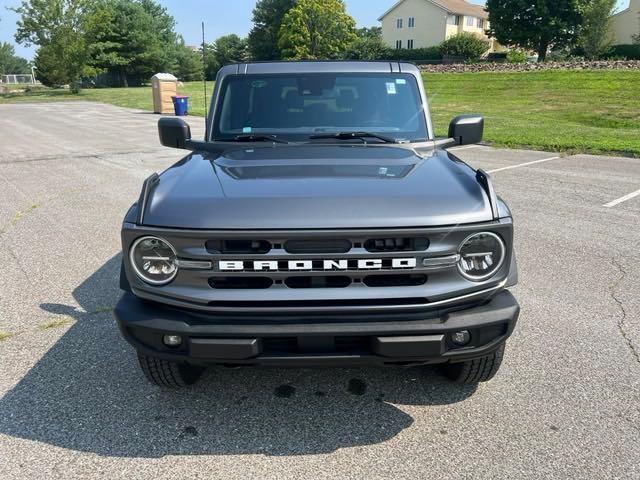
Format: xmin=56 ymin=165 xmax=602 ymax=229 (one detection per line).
xmin=0 ymin=255 xmax=476 ymax=458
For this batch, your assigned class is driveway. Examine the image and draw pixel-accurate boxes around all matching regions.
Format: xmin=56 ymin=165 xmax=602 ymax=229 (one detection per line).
xmin=0 ymin=102 xmax=638 ymax=479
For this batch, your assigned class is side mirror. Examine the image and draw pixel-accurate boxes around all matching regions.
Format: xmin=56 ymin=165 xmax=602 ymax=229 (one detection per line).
xmin=158 ymin=117 xmax=191 ymax=149
xmin=448 ymin=115 xmax=484 ymax=146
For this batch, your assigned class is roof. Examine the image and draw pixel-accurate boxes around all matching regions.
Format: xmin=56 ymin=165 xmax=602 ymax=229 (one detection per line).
xmin=378 ymin=0 xmax=488 ymax=21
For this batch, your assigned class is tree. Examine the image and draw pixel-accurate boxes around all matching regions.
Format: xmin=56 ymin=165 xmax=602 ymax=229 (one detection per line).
xmin=248 ymin=0 xmax=295 ymax=60
xmin=205 ymin=34 xmax=247 ymax=80
xmin=439 ymin=32 xmax=490 ymax=60
xmin=342 ymin=27 xmax=390 ymax=60
xmin=0 ymin=42 xmax=31 ymax=74
xmin=486 ymin=0 xmax=587 ymax=61
xmin=278 ymin=0 xmax=357 ymax=60
xmin=13 ymin=0 xmax=93 ymax=89
xmin=579 ymin=0 xmax=616 ymax=59
xmin=175 ymin=41 xmax=203 ymax=82
xmin=85 ymin=0 xmax=178 ymax=86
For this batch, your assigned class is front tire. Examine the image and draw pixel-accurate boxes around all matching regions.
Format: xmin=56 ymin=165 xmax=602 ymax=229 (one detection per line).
xmin=443 ymin=343 xmax=505 ymax=384
xmin=137 ymin=354 xmax=205 ymax=388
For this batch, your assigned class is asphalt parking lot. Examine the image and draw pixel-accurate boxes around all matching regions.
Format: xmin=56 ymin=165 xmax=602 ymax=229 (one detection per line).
xmin=0 ymin=102 xmax=639 ymax=479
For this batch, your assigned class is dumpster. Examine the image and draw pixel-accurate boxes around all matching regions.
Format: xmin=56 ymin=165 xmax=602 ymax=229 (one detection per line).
xmin=172 ymin=95 xmax=189 ymax=116
xmin=151 ymin=73 xmax=177 ymax=114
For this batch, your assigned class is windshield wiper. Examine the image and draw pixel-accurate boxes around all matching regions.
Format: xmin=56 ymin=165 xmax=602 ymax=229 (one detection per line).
xmin=309 ymin=131 xmax=398 ymax=144
xmin=218 ymin=134 xmax=289 ymax=144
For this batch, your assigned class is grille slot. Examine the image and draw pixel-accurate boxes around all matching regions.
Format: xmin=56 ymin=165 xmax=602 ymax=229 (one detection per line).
xmin=285 ymin=276 xmax=351 ymax=289
xmin=206 ymin=240 xmax=271 ymax=254
xmin=284 ymin=239 xmax=352 ymax=254
xmin=363 ymin=274 xmax=427 ymax=288
xmin=364 ymin=237 xmax=429 ymax=252
xmin=209 ymin=277 xmax=273 ymax=289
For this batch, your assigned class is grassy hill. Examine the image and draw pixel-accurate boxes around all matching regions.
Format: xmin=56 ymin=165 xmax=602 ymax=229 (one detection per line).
xmin=2 ymin=70 xmax=639 ymax=156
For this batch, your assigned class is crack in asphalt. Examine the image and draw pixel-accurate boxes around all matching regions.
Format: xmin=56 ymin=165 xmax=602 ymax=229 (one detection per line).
xmin=610 ymin=258 xmax=640 ymax=365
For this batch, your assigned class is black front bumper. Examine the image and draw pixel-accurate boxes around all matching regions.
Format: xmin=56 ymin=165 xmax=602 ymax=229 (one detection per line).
xmin=114 ymin=291 xmax=520 ymax=367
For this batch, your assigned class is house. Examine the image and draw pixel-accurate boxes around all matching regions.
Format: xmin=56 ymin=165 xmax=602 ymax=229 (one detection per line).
xmin=378 ymin=0 xmax=501 ymax=52
xmin=611 ymin=0 xmax=640 ymax=44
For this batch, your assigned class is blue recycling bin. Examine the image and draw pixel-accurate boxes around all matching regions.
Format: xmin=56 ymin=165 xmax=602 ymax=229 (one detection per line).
xmin=171 ymin=95 xmax=189 ymax=116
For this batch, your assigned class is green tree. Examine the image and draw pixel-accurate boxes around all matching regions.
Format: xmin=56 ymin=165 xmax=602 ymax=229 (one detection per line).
xmin=86 ymin=0 xmax=178 ymax=86
xmin=248 ymin=0 xmax=295 ymax=60
xmin=439 ymin=32 xmax=490 ymax=61
xmin=205 ymin=34 xmax=247 ymax=80
xmin=342 ymin=27 xmax=390 ymax=60
xmin=0 ymin=42 xmax=31 ymax=74
xmin=13 ymin=0 xmax=93 ymax=90
xmin=278 ymin=0 xmax=357 ymax=60
xmin=579 ymin=0 xmax=616 ymax=59
xmin=486 ymin=0 xmax=587 ymax=61
xmin=175 ymin=41 xmax=203 ymax=82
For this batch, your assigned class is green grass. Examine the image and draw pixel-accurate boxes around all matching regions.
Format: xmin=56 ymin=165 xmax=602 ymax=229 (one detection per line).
xmin=2 ymin=70 xmax=639 ymax=156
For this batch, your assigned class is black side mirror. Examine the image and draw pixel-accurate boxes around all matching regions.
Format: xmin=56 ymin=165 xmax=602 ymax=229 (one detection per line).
xmin=448 ymin=115 xmax=484 ymax=146
xmin=158 ymin=117 xmax=191 ymax=149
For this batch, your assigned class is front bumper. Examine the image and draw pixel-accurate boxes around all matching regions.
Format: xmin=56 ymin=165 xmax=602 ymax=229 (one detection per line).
xmin=114 ymin=291 xmax=519 ymax=367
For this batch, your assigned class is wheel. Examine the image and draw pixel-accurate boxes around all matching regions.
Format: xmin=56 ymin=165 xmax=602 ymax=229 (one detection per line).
xmin=443 ymin=343 xmax=506 ymax=384
xmin=137 ymin=353 xmax=205 ymax=388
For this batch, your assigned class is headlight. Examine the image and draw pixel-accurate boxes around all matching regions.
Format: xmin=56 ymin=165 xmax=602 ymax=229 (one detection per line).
xmin=457 ymin=232 xmax=505 ymax=281
xmin=130 ymin=236 xmax=178 ymax=285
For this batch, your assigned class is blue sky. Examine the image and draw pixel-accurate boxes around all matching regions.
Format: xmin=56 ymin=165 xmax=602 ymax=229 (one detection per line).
xmin=0 ymin=0 xmax=631 ymax=60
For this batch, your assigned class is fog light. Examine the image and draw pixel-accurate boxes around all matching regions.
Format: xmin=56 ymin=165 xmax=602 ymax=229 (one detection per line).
xmin=451 ymin=330 xmax=471 ymax=346
xmin=163 ymin=335 xmax=182 ymax=347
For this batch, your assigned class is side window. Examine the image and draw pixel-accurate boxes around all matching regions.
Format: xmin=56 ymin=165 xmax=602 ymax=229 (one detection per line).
xmin=396 ymin=40 xmax=402 ymax=50
xmin=466 ymin=16 xmax=475 ymax=27
xmin=477 ymin=18 xmax=485 ymax=29
xmin=454 ymin=15 xmax=461 ymax=26
xmin=407 ymin=39 xmax=414 ymax=49
xmin=408 ymin=17 xmax=415 ymax=28
xmin=396 ymin=18 xmax=403 ymax=29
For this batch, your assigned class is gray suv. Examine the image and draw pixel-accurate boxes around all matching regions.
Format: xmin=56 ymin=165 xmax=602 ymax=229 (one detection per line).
xmin=114 ymin=61 xmax=520 ymax=388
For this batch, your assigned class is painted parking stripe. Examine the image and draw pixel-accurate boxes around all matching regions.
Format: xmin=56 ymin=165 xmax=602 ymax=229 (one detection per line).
xmin=603 ymin=188 xmax=640 ymax=208
xmin=448 ymin=144 xmax=484 ymax=152
xmin=488 ymin=156 xmax=561 ymax=174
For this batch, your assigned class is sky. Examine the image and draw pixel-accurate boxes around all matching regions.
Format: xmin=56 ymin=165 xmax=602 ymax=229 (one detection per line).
xmin=0 ymin=0 xmax=631 ymax=60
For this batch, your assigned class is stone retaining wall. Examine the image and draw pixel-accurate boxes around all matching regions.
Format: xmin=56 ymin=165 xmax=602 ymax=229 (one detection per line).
xmin=419 ymin=60 xmax=640 ymax=73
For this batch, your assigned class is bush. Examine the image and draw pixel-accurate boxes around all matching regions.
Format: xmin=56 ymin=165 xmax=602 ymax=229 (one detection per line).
xmin=506 ymin=49 xmax=527 ymax=64
xmin=439 ymin=33 xmax=489 ymax=61
xmin=604 ymin=44 xmax=640 ymax=60
xmin=486 ymin=52 xmax=508 ymax=62
xmin=385 ymin=46 xmax=442 ymax=63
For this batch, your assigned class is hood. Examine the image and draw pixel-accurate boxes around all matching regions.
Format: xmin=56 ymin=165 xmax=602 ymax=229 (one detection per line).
xmin=142 ymin=145 xmax=493 ymax=230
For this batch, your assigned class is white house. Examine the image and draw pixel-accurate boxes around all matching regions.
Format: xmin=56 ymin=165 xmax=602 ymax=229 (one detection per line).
xmin=611 ymin=0 xmax=640 ymax=44
xmin=378 ymin=0 xmax=501 ymax=52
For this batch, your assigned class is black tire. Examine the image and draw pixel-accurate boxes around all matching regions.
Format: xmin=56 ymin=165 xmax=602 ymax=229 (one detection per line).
xmin=443 ymin=343 xmax=505 ymax=384
xmin=137 ymin=354 xmax=205 ymax=388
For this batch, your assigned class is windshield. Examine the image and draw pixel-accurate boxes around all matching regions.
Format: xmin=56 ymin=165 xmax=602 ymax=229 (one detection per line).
xmin=212 ymin=73 xmax=429 ymax=143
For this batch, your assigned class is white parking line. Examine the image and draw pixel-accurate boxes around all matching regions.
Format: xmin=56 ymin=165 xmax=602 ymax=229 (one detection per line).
xmin=488 ymin=156 xmax=561 ymax=174
xmin=603 ymin=188 xmax=640 ymax=208
xmin=448 ymin=144 xmax=483 ymax=152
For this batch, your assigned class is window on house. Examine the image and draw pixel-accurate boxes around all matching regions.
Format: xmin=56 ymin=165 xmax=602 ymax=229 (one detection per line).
xmin=408 ymin=17 xmax=415 ymax=28
xmin=396 ymin=18 xmax=403 ymax=28
xmin=466 ymin=16 xmax=475 ymax=27
xmin=396 ymin=40 xmax=402 ymax=49
xmin=407 ymin=39 xmax=414 ymax=49
xmin=454 ymin=15 xmax=461 ymax=26
xmin=477 ymin=18 xmax=485 ymax=29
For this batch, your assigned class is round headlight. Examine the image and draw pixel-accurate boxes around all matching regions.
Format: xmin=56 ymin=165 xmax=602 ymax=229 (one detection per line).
xmin=130 ymin=236 xmax=178 ymax=285
xmin=457 ymin=232 xmax=505 ymax=281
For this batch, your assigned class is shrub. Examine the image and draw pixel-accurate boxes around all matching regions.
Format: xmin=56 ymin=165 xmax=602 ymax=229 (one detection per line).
xmin=486 ymin=52 xmax=508 ymax=62
xmin=604 ymin=44 xmax=640 ymax=60
xmin=506 ymin=49 xmax=528 ymax=64
xmin=439 ymin=33 xmax=489 ymax=61
xmin=386 ymin=46 xmax=442 ymax=63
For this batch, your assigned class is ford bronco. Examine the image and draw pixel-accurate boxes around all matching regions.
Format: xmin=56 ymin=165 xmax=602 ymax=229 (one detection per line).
xmin=114 ymin=61 xmax=520 ymax=388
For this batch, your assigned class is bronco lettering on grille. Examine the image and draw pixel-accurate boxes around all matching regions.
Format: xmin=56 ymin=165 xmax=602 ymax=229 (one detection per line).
xmin=218 ymin=258 xmax=417 ymax=272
